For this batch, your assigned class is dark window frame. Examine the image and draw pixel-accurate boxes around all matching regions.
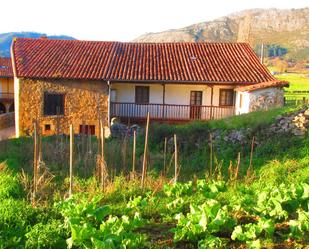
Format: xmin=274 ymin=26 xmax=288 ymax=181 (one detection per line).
xmin=43 ymin=92 xmax=65 ymax=116
xmin=219 ymin=89 xmax=234 ymax=106
xmin=135 ymin=86 xmax=150 ymax=104
xmin=190 ymin=91 xmax=203 ymax=106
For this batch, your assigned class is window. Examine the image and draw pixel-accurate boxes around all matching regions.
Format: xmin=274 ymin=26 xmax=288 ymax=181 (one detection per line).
xmin=190 ymin=91 xmax=203 ymax=105
xmin=135 ymin=86 xmax=149 ymax=104
xmin=219 ymin=89 xmax=234 ymax=106
xmin=79 ymin=125 xmax=95 ymax=135
xmin=43 ymin=93 xmax=64 ymax=116
xmin=45 ymin=124 xmax=51 ymax=131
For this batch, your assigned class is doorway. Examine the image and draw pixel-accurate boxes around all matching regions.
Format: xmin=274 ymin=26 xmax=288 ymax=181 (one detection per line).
xmin=190 ymin=91 xmax=202 ymax=119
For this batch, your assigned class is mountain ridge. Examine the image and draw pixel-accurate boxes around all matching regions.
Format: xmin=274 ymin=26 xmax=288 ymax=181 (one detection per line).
xmin=134 ymin=8 xmax=309 ymax=61
xmin=0 ymin=32 xmax=75 ymax=57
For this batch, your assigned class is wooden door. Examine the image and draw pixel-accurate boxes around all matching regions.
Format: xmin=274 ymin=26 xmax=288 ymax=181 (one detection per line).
xmin=190 ymin=91 xmax=202 ymax=119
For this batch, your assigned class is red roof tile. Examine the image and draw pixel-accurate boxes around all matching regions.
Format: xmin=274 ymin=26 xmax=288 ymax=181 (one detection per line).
xmin=12 ymin=38 xmax=278 ymax=84
xmin=0 ymin=57 xmax=13 ymax=78
xmin=235 ymin=80 xmax=289 ymax=92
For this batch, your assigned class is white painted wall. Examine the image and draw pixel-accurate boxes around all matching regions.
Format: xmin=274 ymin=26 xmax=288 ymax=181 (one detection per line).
xmin=235 ymin=87 xmax=285 ymax=115
xmin=111 ymin=82 xmax=235 ymax=107
xmin=14 ymin=77 xmax=20 ymax=137
xmin=235 ymin=91 xmax=250 ymax=115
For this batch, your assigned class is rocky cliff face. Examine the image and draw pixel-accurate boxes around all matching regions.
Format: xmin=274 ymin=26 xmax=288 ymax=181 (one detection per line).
xmin=134 ymin=8 xmax=309 ymax=60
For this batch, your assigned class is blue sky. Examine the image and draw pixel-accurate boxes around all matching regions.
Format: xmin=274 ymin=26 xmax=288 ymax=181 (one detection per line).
xmin=1 ymin=0 xmax=308 ymax=41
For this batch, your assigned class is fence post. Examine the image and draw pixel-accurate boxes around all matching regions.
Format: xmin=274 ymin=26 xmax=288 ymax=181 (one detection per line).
xmin=163 ymin=137 xmax=167 ymax=176
xmin=132 ymin=130 xmax=136 ymax=174
xmin=141 ymin=112 xmax=150 ymax=189
xmin=249 ymin=136 xmax=255 ymax=171
xmin=33 ymin=121 xmax=39 ymax=201
xmin=69 ymin=124 xmax=74 ymax=197
xmin=100 ymin=121 xmax=105 ymax=191
xmin=209 ymin=133 xmax=213 ymax=178
xmin=235 ymin=152 xmax=241 ymax=180
xmin=174 ymin=134 xmax=178 ymax=183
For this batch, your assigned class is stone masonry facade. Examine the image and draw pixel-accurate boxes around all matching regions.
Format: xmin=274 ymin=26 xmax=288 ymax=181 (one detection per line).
xmin=17 ymin=79 xmax=108 ymax=136
xmin=249 ymin=88 xmax=284 ymax=112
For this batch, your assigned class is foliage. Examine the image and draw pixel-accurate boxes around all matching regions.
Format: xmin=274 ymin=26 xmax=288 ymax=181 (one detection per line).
xmin=0 ymin=106 xmax=308 ymax=248
xmin=0 ymin=168 xmax=23 ymax=199
xmin=25 ymin=219 xmax=68 ymax=249
xmin=0 ymin=198 xmax=37 ymax=248
xmin=57 ymin=196 xmax=147 ymax=248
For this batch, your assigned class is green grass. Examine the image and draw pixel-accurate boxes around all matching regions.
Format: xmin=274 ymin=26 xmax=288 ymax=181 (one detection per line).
xmin=0 ymin=106 xmax=308 ymax=248
xmin=0 ymin=106 xmax=306 ymax=180
xmin=207 ymin=106 xmax=298 ymax=130
xmin=274 ymin=73 xmax=309 ymax=93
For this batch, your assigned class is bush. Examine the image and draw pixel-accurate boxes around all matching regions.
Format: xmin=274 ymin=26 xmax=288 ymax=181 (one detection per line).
xmin=25 ymin=219 xmax=68 ymax=249
xmin=0 ymin=169 xmax=23 ymax=199
xmin=0 ymin=198 xmax=37 ymax=248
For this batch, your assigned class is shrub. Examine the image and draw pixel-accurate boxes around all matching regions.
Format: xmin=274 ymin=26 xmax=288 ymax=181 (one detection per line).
xmin=0 ymin=169 xmax=23 ymax=199
xmin=25 ymin=219 xmax=68 ymax=249
xmin=0 ymin=198 xmax=37 ymax=248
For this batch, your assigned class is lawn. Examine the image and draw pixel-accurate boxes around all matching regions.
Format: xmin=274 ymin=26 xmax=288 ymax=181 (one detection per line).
xmin=274 ymin=73 xmax=309 ymax=93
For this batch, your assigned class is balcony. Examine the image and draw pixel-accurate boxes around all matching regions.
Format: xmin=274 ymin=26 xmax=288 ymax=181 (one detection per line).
xmin=110 ymin=102 xmax=235 ymax=121
xmin=0 ymin=92 xmax=14 ymax=101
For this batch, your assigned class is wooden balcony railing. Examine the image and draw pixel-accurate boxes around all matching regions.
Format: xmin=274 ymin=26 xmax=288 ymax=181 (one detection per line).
xmin=0 ymin=92 xmax=14 ymax=100
xmin=110 ymin=102 xmax=235 ymax=121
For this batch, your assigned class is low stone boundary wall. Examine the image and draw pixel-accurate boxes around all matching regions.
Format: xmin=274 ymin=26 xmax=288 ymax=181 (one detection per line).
xmin=0 ymin=112 xmax=15 ymax=130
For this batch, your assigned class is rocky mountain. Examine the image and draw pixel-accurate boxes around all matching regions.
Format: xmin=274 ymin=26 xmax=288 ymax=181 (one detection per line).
xmin=0 ymin=32 xmax=75 ymax=57
xmin=134 ymin=8 xmax=309 ymax=61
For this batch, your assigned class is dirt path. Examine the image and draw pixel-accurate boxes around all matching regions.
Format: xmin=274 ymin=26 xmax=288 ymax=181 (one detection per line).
xmin=0 ymin=126 xmax=15 ymax=141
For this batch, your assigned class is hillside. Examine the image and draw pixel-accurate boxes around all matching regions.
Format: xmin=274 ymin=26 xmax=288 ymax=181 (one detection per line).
xmin=0 ymin=106 xmax=308 ymax=248
xmin=134 ymin=8 xmax=309 ymax=61
xmin=0 ymin=32 xmax=75 ymax=57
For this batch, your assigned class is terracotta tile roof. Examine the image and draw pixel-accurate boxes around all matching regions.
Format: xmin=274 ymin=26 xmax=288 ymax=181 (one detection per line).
xmin=235 ymin=80 xmax=289 ymax=92
xmin=0 ymin=57 xmax=13 ymax=78
xmin=12 ymin=38 xmax=277 ymax=84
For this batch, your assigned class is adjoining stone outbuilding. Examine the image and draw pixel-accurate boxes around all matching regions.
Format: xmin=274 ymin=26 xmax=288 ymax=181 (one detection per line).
xmin=11 ymin=38 xmax=288 ymax=137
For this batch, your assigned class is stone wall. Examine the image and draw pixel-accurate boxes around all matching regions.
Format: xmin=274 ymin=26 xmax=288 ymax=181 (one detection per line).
xmin=17 ymin=79 xmax=108 ymax=136
xmin=249 ymin=87 xmax=284 ymax=112
xmin=269 ymin=108 xmax=309 ymax=136
xmin=0 ymin=112 xmax=14 ymax=130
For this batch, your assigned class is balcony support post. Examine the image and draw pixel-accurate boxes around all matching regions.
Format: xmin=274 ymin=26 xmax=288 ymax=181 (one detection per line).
xmin=162 ymin=84 xmax=166 ymax=119
xmin=210 ymin=85 xmax=214 ymax=119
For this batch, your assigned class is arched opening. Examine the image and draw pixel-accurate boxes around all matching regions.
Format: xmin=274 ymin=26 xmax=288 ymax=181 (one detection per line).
xmin=0 ymin=102 xmax=5 ymax=114
xmin=9 ymin=103 xmax=14 ymax=112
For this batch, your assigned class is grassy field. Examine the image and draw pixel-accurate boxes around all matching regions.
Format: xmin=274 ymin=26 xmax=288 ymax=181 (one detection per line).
xmin=0 ymin=106 xmax=308 ymax=248
xmin=274 ymin=73 xmax=309 ymax=94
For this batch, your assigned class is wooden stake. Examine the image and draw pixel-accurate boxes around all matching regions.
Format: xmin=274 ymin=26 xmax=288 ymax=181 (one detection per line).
xmin=235 ymin=152 xmax=241 ymax=180
xmin=100 ymin=121 xmax=105 ymax=191
xmin=163 ymin=137 xmax=167 ymax=176
xmin=141 ymin=112 xmax=150 ymax=189
xmin=132 ymin=130 xmax=136 ymax=173
xmin=122 ymin=136 xmax=127 ymax=174
xmin=249 ymin=136 xmax=255 ymax=170
xmin=69 ymin=124 xmax=74 ymax=197
xmin=174 ymin=134 xmax=178 ymax=183
xmin=209 ymin=133 xmax=213 ymax=178
xmin=33 ymin=121 xmax=38 ymax=200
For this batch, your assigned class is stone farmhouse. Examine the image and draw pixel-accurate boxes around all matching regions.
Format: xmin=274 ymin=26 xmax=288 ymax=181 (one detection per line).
xmin=11 ymin=38 xmax=288 ymax=137
xmin=0 ymin=57 xmax=14 ymax=114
